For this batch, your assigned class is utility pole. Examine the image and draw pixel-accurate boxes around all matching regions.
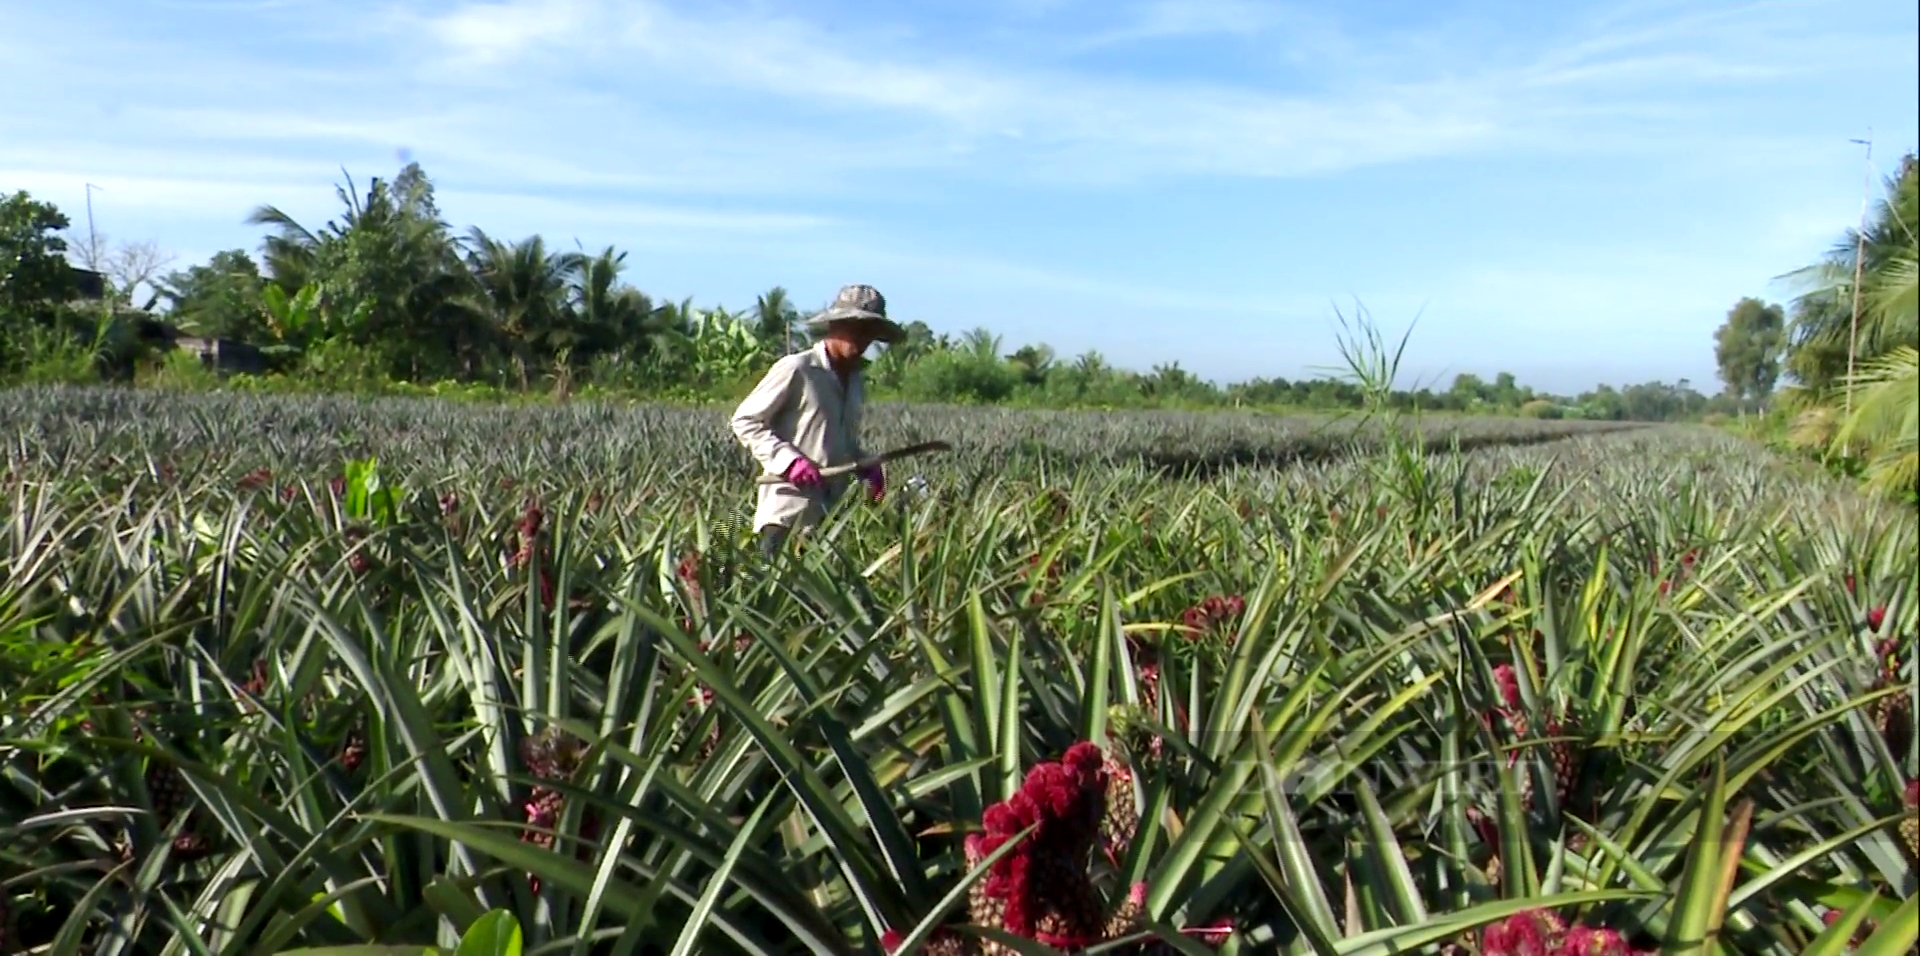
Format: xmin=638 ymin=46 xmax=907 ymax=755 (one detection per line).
xmin=1843 ymin=131 xmax=1871 ymax=425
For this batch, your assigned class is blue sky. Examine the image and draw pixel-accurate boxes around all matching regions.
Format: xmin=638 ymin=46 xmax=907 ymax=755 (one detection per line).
xmin=3 ymin=0 xmax=1916 ymax=393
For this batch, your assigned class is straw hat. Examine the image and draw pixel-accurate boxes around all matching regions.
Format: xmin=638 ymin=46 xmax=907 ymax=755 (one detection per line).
xmin=805 ymin=284 xmax=903 ymax=343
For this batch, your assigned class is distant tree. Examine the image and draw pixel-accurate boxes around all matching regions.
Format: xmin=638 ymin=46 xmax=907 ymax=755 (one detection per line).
xmin=70 ymin=233 xmax=174 ymax=309
xmin=1713 ymin=297 xmax=1787 ymax=409
xmin=1006 ymin=343 xmax=1054 ymax=386
xmin=753 ymin=286 xmax=799 ymax=353
xmin=0 ymin=190 xmax=77 ymax=325
xmin=1448 ymin=373 xmax=1486 ymax=407
xmin=1491 ymin=371 xmax=1522 ymax=406
xmin=157 ymin=249 xmax=269 ymax=340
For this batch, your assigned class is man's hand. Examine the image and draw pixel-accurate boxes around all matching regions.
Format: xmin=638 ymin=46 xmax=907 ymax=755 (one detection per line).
xmin=859 ymin=464 xmax=885 ymax=503
xmin=785 ymin=458 xmax=823 ymax=487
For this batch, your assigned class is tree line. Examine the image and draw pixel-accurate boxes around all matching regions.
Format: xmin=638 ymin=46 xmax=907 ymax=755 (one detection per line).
xmin=6 ymin=163 xmax=1737 ymax=422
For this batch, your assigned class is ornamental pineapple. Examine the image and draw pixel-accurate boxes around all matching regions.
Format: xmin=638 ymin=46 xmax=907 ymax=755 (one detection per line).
xmin=1481 ymin=908 xmax=1656 ymax=956
xmin=1871 ymin=637 xmax=1912 ymax=757
xmin=144 ymin=760 xmax=189 ymax=823
xmin=142 ymin=758 xmax=211 ymax=861
xmin=962 ymin=742 xmax=1176 ymax=954
xmin=1489 ymin=665 xmax=1585 ymax=815
xmin=1902 ymin=780 xmax=1918 ymax=862
xmin=1101 ymin=755 xmax=1140 ymax=862
xmin=339 ymin=727 xmax=367 ymax=773
xmin=519 ymin=726 xmax=588 ymax=892
xmin=1544 ymin=714 xmax=1585 ymax=814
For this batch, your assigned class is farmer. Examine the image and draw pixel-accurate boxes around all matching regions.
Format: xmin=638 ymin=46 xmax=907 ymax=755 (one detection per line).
xmin=729 ymin=283 xmax=903 ymax=560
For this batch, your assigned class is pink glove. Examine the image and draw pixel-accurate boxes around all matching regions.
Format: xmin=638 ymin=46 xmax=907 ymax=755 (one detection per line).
xmin=785 ymin=458 xmax=822 ymax=487
xmin=859 ymin=464 xmax=885 ymax=503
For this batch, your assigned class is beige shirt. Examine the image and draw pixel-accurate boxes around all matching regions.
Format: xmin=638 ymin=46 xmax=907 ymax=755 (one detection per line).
xmin=729 ymin=341 xmax=871 ymax=532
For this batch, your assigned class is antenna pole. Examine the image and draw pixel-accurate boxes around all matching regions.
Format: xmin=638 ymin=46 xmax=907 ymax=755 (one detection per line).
xmin=83 ymin=182 xmax=103 ymax=267
xmin=1843 ymin=132 xmax=1872 ymax=430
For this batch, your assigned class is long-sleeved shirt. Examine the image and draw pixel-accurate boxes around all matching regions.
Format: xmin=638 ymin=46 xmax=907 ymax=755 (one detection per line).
xmin=729 ymin=340 xmax=870 ymax=532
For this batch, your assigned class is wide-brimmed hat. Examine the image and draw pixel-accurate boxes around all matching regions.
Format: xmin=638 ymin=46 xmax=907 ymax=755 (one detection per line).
xmin=806 ymin=284 xmax=903 ymax=343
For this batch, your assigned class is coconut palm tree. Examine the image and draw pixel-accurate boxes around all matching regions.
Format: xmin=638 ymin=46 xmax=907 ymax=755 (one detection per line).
xmin=461 ymin=228 xmax=585 ymax=389
xmin=245 ymin=164 xmax=476 ymax=380
xmin=1829 ymin=242 xmax=1918 ymax=496
xmin=1778 ymin=152 xmax=1919 ymax=497
xmin=753 ymin=286 xmax=799 ymax=354
xmin=1778 ymin=153 xmax=1918 ymax=394
xmin=570 ymin=246 xmax=684 ymax=368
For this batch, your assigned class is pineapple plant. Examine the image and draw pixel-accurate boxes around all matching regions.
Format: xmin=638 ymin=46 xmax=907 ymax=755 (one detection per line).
xmin=1 ymin=386 xmax=1915 ymax=953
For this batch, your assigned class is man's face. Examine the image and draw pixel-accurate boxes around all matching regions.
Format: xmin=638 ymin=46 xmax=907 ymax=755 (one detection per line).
xmin=830 ymin=322 xmax=882 ymax=353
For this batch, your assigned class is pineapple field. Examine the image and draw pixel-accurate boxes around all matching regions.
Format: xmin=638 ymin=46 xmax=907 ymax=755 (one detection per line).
xmin=0 ymin=386 xmax=1915 ymax=955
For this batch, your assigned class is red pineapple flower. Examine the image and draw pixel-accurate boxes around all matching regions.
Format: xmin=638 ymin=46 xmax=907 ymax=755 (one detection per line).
xmin=1024 ymin=552 xmax=1063 ymax=604
xmin=1480 ymin=908 xmax=1653 ymax=956
xmin=1491 ymin=664 xmax=1523 ymax=711
xmin=343 ymin=527 xmax=373 ymax=576
xmin=1482 ymin=909 xmax=1558 ymax=954
xmin=1822 ymin=909 xmax=1877 ymax=945
xmin=519 ymin=727 xmax=589 ymax=894
xmin=1178 ymin=594 xmax=1246 ymax=640
xmin=962 ymin=742 xmax=1162 ymax=952
xmin=1481 ymin=664 xmax=1583 ymax=817
xmin=507 ymin=499 xmax=558 ymax=609
xmin=1653 ymin=549 xmax=1698 ymax=598
xmin=1867 ymin=605 xmax=1887 ymax=632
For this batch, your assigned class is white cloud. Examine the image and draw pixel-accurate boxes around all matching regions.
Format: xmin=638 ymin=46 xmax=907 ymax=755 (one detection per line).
xmin=416 ymin=0 xmax=601 ymax=67
xmin=12 ymin=0 xmax=1899 ymax=211
xmin=1065 ymin=0 xmax=1302 ymax=50
xmin=369 ymin=0 xmax=1896 ymax=188
xmin=6 ymin=166 xmax=838 ymax=236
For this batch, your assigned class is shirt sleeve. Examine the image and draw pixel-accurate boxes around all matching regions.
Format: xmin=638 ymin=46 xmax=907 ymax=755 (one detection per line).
xmin=730 ymin=356 xmax=805 ymax=477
